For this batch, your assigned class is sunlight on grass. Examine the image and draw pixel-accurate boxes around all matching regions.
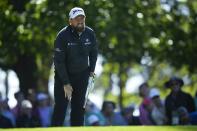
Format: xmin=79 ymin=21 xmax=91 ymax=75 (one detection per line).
xmin=2 ymin=126 xmax=197 ymax=131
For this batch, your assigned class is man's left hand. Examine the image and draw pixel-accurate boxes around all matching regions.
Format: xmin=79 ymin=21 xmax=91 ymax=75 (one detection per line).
xmin=90 ymin=72 xmax=95 ymax=77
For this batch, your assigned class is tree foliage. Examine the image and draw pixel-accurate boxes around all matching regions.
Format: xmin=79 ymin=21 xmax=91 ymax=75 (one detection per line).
xmin=0 ymin=0 xmax=197 ymax=104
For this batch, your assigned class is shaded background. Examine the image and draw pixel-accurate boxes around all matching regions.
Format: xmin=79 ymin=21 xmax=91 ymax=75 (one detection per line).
xmin=0 ymin=0 xmax=197 ymax=109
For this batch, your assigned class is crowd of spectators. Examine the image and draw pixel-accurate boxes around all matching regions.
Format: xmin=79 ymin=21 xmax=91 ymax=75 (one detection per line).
xmin=1 ymin=76 xmax=197 ymax=128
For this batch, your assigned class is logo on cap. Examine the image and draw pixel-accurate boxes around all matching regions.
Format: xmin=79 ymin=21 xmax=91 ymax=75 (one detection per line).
xmin=73 ymin=9 xmax=83 ymax=15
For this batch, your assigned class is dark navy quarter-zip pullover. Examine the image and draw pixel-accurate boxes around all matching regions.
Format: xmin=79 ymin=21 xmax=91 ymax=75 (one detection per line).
xmin=54 ymin=25 xmax=98 ymax=85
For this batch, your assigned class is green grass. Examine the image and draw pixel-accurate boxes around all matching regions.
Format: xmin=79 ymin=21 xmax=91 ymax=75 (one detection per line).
xmin=2 ymin=126 xmax=197 ymax=131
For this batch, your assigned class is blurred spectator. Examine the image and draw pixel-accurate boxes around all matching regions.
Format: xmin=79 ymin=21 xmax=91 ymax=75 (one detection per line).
xmin=189 ymin=111 xmax=197 ymax=125
xmin=164 ymin=77 xmax=195 ymax=125
xmin=84 ymin=101 xmax=105 ymax=126
xmin=16 ymin=100 xmax=41 ymax=127
xmin=36 ymin=92 xmax=53 ymax=127
xmin=138 ymin=82 xmax=154 ymax=125
xmin=0 ymin=97 xmax=13 ymax=128
xmin=101 ymin=101 xmax=127 ymax=125
xmin=194 ymin=91 xmax=197 ymax=111
xmin=27 ymin=89 xmax=37 ymax=107
xmin=177 ymin=107 xmax=191 ymax=125
xmin=122 ymin=104 xmax=141 ymax=125
xmin=26 ymin=89 xmax=40 ymax=122
xmin=87 ymin=114 xmax=100 ymax=126
xmin=0 ymin=114 xmax=13 ymax=128
xmin=0 ymin=98 xmax=15 ymax=127
xmin=149 ymin=88 xmax=167 ymax=125
xmin=177 ymin=106 xmax=197 ymax=125
xmin=142 ymin=98 xmax=155 ymax=124
xmin=12 ymin=91 xmax=25 ymax=118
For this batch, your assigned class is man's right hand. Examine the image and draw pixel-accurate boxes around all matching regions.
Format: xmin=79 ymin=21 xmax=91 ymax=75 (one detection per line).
xmin=64 ymin=84 xmax=73 ymax=100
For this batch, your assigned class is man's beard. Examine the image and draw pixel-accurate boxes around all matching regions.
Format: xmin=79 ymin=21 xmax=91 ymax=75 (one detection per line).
xmin=73 ymin=23 xmax=85 ymax=32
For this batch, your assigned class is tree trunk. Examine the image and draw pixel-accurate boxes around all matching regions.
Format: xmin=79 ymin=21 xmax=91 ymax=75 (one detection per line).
xmin=13 ymin=54 xmax=38 ymax=97
xmin=37 ymin=76 xmax=50 ymax=93
xmin=104 ymin=72 xmax=113 ymax=97
xmin=118 ymin=64 xmax=124 ymax=110
xmin=5 ymin=71 xmax=9 ymax=97
xmin=118 ymin=63 xmax=129 ymax=110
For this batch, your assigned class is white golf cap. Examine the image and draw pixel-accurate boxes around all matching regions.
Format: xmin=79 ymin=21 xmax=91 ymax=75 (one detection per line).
xmin=69 ymin=7 xmax=85 ymax=19
xmin=149 ymin=88 xmax=160 ymax=98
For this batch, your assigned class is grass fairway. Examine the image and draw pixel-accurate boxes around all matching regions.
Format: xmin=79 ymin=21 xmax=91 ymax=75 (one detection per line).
xmin=2 ymin=126 xmax=197 ymax=131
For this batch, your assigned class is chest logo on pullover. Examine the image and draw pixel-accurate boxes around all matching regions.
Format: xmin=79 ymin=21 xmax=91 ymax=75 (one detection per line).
xmin=54 ymin=48 xmax=62 ymax=52
xmin=84 ymin=38 xmax=91 ymax=45
xmin=68 ymin=43 xmax=77 ymax=46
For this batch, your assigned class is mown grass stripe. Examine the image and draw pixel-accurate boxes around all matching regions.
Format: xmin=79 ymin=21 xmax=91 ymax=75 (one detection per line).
xmin=2 ymin=126 xmax=197 ymax=131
